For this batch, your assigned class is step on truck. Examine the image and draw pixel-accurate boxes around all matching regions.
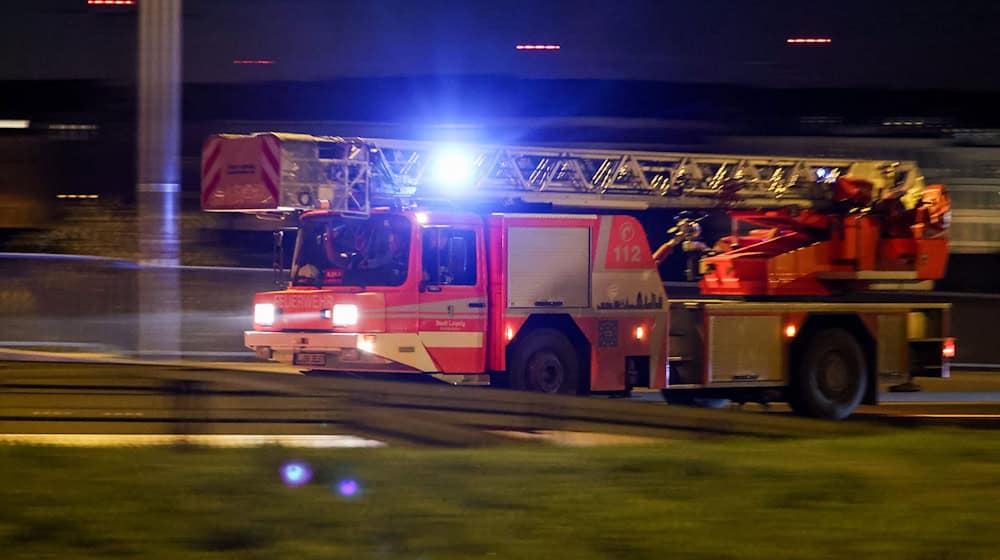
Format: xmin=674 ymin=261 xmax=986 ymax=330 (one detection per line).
xmin=202 ymin=133 xmax=954 ymax=419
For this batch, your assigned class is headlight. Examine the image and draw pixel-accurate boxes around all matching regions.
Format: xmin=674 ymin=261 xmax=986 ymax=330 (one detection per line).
xmin=333 ymin=304 xmax=358 ymax=326
xmin=254 ymin=303 xmax=275 ymax=326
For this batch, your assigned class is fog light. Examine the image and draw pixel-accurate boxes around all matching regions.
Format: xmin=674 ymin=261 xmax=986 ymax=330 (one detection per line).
xmin=357 ymin=334 xmax=375 ymax=353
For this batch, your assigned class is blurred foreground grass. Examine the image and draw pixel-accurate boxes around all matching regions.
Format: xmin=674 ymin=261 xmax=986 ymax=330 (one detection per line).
xmin=0 ymin=430 xmax=998 ymax=559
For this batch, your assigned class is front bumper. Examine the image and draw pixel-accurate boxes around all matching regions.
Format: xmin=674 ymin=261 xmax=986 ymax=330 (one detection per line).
xmin=245 ymin=330 xmax=442 ymax=374
xmin=246 ymin=331 xmax=359 ymax=354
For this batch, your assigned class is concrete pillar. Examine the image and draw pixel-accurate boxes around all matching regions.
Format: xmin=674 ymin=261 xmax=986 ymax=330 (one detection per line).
xmin=136 ymin=0 xmax=182 ymax=357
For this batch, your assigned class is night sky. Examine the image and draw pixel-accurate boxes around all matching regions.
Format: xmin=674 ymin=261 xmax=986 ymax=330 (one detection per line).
xmin=1 ymin=0 xmax=999 ymax=90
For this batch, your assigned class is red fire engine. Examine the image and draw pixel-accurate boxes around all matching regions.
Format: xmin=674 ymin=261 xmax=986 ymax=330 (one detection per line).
xmin=202 ymin=132 xmax=954 ymax=419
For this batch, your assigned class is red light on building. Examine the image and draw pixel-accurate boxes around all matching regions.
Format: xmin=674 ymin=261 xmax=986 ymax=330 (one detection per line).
xmin=516 ymin=44 xmax=561 ymax=51
xmin=786 ymin=37 xmax=832 ymax=45
xmin=88 ymin=0 xmax=136 ymax=5
xmin=232 ymin=60 xmax=276 ymax=65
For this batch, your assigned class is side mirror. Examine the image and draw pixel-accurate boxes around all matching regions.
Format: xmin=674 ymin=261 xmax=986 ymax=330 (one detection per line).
xmin=272 ymin=230 xmax=285 ymax=287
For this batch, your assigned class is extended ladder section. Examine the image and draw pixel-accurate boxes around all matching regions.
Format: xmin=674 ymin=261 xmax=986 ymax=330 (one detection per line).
xmin=367 ymin=138 xmax=926 ymax=211
xmin=201 ymin=133 xmax=929 ymax=216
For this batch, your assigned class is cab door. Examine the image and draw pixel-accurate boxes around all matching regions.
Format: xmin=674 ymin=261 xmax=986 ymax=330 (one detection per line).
xmin=418 ymin=225 xmax=487 ymax=374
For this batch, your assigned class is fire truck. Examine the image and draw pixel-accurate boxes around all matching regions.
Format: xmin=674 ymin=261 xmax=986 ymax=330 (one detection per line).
xmin=202 ymin=132 xmax=954 ymax=419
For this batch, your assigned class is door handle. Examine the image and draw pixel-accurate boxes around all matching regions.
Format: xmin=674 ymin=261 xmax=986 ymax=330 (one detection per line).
xmin=468 ymin=302 xmax=485 ymax=308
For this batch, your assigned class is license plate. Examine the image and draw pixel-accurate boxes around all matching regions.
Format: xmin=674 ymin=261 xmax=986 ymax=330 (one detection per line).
xmin=293 ymin=352 xmax=326 ymax=366
xmin=339 ymin=348 xmax=361 ymax=362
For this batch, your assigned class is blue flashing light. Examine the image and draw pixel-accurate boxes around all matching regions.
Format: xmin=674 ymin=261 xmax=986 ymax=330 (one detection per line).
xmin=432 ymin=149 xmax=475 ymax=188
xmin=280 ymin=461 xmax=313 ymax=487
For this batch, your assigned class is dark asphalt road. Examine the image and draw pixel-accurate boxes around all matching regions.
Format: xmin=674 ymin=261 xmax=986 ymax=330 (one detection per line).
xmin=627 ymin=371 xmax=1000 ymax=426
xmin=2 ymin=358 xmax=999 ymax=440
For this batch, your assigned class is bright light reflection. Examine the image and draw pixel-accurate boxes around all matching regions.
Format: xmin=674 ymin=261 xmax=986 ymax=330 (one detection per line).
xmin=0 ymin=120 xmax=29 ymax=129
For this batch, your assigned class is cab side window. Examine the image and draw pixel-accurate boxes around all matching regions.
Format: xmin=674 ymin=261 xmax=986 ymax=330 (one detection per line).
xmin=422 ymin=228 xmax=476 ymax=286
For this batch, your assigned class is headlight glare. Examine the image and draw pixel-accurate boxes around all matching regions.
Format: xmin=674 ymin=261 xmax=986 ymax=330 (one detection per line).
xmin=333 ymin=304 xmax=359 ymax=326
xmin=254 ymin=303 xmax=275 ymax=326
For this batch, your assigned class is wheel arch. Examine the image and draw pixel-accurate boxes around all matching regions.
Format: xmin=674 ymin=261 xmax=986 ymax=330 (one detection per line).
xmin=506 ymin=313 xmax=592 ymax=393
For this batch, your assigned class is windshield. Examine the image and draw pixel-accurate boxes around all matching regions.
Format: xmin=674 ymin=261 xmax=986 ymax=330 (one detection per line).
xmin=290 ymin=214 xmax=411 ymax=287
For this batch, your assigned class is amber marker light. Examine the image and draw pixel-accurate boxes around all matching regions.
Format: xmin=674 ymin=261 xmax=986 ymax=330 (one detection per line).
xmin=634 ymin=325 xmax=646 ymax=341
xmin=784 ymin=324 xmax=797 ymax=338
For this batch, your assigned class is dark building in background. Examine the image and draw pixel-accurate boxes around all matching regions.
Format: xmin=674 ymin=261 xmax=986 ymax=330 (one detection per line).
xmin=0 ymin=78 xmax=997 ymax=288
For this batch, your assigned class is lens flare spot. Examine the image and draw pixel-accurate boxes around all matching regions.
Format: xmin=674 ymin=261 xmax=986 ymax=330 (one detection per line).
xmin=337 ymin=478 xmax=360 ymax=497
xmin=280 ymin=461 xmax=313 ymax=487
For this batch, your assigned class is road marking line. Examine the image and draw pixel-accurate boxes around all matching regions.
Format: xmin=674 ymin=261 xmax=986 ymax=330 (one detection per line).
xmin=488 ymin=430 xmax=661 ymax=446
xmin=0 ymin=434 xmax=386 ymax=448
xmin=880 ymin=401 xmax=999 ymax=406
xmin=900 ymin=414 xmax=1000 ymax=419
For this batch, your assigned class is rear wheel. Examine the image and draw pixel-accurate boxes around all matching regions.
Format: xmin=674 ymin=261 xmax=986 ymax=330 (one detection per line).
xmin=789 ymin=328 xmax=867 ymax=420
xmin=509 ymin=329 xmax=582 ymax=395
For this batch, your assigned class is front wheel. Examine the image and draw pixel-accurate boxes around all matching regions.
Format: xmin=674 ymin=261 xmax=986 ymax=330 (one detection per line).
xmin=509 ymin=329 xmax=583 ymax=395
xmin=789 ymin=328 xmax=868 ymax=420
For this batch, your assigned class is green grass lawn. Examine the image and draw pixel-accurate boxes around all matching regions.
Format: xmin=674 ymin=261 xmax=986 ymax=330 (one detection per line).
xmin=0 ymin=430 xmax=998 ymax=559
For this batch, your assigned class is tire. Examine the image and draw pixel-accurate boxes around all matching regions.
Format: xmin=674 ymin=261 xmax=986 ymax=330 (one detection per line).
xmin=789 ymin=328 xmax=868 ymax=420
xmin=509 ymin=328 xmax=582 ymax=395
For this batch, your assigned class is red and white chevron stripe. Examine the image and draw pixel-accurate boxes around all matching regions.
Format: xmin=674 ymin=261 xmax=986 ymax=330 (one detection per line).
xmin=201 ymin=134 xmax=281 ymax=209
xmin=200 ymin=136 xmax=223 ymax=206
xmin=259 ymin=134 xmax=281 ymax=204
